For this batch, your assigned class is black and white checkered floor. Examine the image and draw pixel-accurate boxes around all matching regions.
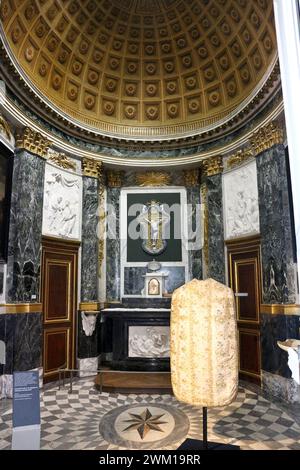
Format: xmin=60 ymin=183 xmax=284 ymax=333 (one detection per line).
xmin=1 ymin=378 xmax=300 ymax=450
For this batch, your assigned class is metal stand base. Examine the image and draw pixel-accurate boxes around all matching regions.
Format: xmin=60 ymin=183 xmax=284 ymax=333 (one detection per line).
xmin=177 ymin=407 xmax=240 ymax=451
xmin=177 ymin=439 xmax=240 ymax=450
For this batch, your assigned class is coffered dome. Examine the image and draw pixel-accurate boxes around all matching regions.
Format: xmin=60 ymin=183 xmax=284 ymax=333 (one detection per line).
xmin=0 ymin=0 xmax=277 ymax=141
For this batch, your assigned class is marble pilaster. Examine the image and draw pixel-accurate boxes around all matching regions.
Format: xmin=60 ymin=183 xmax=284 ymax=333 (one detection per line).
xmin=186 ymin=186 xmax=202 ymax=281
xmin=6 ymin=150 xmax=45 ymax=302
xmin=205 ymin=174 xmax=225 ymax=283
xmin=81 ymin=176 xmax=99 ymax=301
xmin=256 ymin=144 xmax=297 ymax=303
xmin=106 ymin=187 xmax=121 ymax=301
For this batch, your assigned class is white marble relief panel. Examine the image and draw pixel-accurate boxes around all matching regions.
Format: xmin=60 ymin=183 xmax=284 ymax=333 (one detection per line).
xmin=42 ymin=163 xmax=82 ymax=240
xmin=128 ymin=326 xmax=170 ymax=358
xmin=223 ymin=161 xmax=260 ymax=240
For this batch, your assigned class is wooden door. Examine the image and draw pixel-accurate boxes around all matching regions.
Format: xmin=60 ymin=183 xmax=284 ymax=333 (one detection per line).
xmin=227 ymin=236 xmax=262 ymax=385
xmin=41 ymin=237 xmax=79 ymax=383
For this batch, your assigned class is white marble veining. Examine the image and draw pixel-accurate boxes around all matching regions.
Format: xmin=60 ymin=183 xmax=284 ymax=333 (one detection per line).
xmin=42 ymin=163 xmax=82 ymax=240
xmin=223 ymin=160 xmax=259 ymax=240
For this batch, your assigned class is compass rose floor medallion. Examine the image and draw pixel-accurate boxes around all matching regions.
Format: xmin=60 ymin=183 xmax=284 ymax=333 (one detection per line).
xmin=100 ymin=404 xmax=190 ymax=449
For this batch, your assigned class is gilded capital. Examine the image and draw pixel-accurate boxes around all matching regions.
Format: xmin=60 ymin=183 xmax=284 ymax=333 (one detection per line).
xmin=227 ymin=148 xmax=254 ymax=170
xmin=183 ymin=169 xmax=199 ymax=187
xmin=16 ymin=127 xmax=51 ymax=158
xmin=201 ymin=156 xmax=223 ymax=177
xmin=250 ymin=121 xmax=284 ymax=156
xmin=82 ymin=158 xmax=103 ymax=179
xmin=107 ymin=170 xmax=124 ymax=188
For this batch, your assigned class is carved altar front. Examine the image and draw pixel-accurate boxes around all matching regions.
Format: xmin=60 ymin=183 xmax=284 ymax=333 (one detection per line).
xmin=100 ymin=299 xmax=171 ymax=371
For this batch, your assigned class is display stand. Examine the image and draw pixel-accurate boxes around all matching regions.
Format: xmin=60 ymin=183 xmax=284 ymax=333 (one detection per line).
xmin=177 ymin=407 xmax=240 ymax=451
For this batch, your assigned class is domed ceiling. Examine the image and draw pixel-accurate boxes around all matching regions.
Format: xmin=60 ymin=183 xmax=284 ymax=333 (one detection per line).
xmin=0 ymin=0 xmax=277 ymax=141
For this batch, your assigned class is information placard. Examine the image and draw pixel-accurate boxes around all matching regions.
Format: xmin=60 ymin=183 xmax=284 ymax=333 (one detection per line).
xmin=13 ymin=371 xmax=40 ymax=427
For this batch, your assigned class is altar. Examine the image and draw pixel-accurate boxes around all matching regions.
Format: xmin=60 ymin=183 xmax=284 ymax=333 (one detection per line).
xmin=99 ymin=187 xmax=191 ymax=373
xmin=100 ymin=299 xmax=171 ymax=371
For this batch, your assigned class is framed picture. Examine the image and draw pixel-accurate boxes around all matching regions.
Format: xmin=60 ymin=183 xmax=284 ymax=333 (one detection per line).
xmin=148 ymin=278 xmax=160 ymax=296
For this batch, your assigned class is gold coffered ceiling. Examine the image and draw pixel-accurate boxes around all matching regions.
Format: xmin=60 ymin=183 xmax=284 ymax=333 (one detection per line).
xmin=0 ymin=0 xmax=277 ymax=140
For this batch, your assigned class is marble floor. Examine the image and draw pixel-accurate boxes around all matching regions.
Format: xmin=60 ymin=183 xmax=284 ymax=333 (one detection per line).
xmin=1 ymin=378 xmax=300 ymax=450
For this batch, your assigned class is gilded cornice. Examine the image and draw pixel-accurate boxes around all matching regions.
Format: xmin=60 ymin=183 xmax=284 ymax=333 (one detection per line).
xmin=201 ymin=156 xmax=223 ymax=177
xmin=183 ymin=169 xmax=199 ymax=187
xmin=227 ymin=148 xmax=254 ymax=170
xmin=82 ymin=158 xmax=103 ymax=179
xmin=16 ymin=126 xmax=51 ymax=158
xmin=0 ymin=74 xmax=285 ymax=167
xmin=0 ymin=303 xmax=43 ymax=314
xmin=250 ymin=121 xmax=284 ymax=156
xmin=260 ymin=304 xmax=300 ymax=316
xmin=135 ymin=171 xmax=171 ymax=187
xmin=107 ymin=170 xmax=124 ymax=188
xmin=48 ymin=149 xmax=76 ymax=171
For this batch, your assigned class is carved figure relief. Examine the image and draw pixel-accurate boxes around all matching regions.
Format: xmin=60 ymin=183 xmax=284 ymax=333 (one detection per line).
xmin=42 ymin=164 xmax=82 ymax=240
xmin=81 ymin=312 xmax=98 ymax=337
xmin=128 ymin=326 xmax=170 ymax=358
xmin=223 ymin=161 xmax=260 ymax=239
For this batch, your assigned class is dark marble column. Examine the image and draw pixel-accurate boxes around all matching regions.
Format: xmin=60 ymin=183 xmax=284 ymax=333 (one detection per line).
xmin=255 ymin=132 xmax=299 ymax=402
xmin=78 ymin=160 xmax=103 ymax=371
xmin=0 ymin=311 xmax=42 ymax=374
xmin=201 ymin=158 xmax=225 ymax=284
xmin=6 ymin=149 xmax=45 ymax=302
xmin=81 ymin=175 xmax=99 ymax=302
xmin=106 ymin=171 xmax=122 ymax=301
xmin=185 ymin=171 xmax=202 ymax=280
xmin=257 ymin=143 xmax=297 ymax=304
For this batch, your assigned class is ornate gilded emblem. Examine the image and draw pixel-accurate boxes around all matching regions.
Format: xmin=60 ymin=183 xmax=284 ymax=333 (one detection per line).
xmin=135 ymin=171 xmax=171 ymax=187
xmin=138 ymin=200 xmax=170 ymax=256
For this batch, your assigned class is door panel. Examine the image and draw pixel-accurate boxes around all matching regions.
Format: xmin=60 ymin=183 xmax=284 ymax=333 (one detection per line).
xmin=45 ymin=261 xmax=71 ymax=322
xmin=239 ymin=329 xmax=261 ymax=378
xmin=227 ymin=236 xmax=262 ymax=385
xmin=235 ymin=259 xmax=259 ymax=322
xmin=41 ymin=237 xmax=79 ymax=383
xmin=44 ymin=328 xmax=71 ymax=373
